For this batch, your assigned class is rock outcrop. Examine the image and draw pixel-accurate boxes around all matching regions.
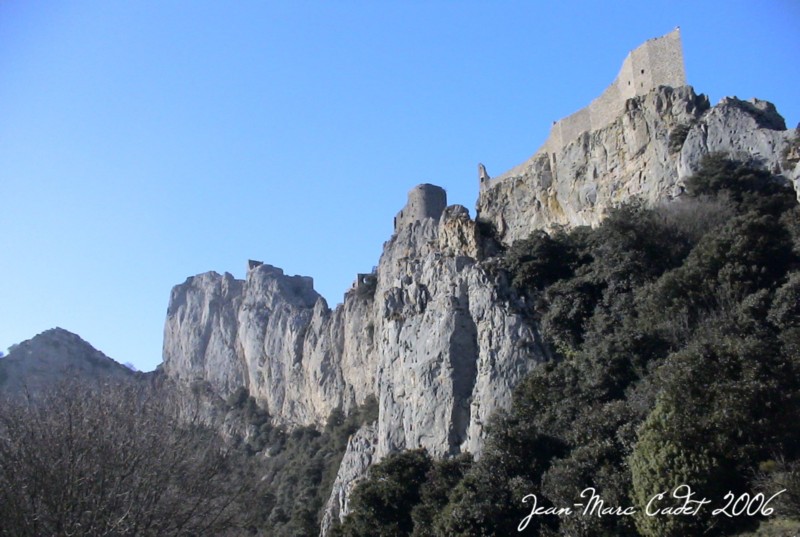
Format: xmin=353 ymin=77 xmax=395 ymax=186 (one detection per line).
xmin=162 ymin=186 xmax=546 ymax=533
xmin=160 ymin=33 xmax=799 ymax=536
xmin=678 ymin=97 xmax=796 ymax=184
xmin=320 ymin=424 xmax=378 ymax=537
xmin=163 ymin=190 xmax=545 ymax=459
xmin=477 ymin=86 xmax=709 ymax=239
xmin=476 ymin=87 xmax=799 ymax=244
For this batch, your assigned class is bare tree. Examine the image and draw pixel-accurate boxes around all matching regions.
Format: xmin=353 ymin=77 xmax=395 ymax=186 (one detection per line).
xmin=0 ymin=379 xmax=258 ymax=536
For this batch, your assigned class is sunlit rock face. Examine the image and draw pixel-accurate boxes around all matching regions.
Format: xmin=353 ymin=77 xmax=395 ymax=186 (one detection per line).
xmin=163 ymin=185 xmax=546 ymax=460
xmin=477 ymin=86 xmax=708 ymax=238
xmin=678 ymin=96 xmax=800 ymax=199
xmin=320 ymin=423 xmax=378 ymax=537
xmin=162 ymin=34 xmax=798 ymax=536
xmin=477 ymin=86 xmax=798 ymax=243
xmin=163 ymin=186 xmax=547 ymax=535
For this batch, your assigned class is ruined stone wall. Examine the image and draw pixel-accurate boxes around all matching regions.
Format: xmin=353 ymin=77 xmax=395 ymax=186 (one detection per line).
xmin=393 ymin=184 xmax=447 ymax=231
xmin=483 ymin=29 xmax=686 ymax=190
xmin=544 ymin=28 xmax=685 ymax=156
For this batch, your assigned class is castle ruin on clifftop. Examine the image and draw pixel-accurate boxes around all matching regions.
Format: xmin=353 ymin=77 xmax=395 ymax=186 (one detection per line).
xmin=393 ymin=183 xmax=447 ymax=232
xmin=481 ymin=28 xmax=686 ymax=189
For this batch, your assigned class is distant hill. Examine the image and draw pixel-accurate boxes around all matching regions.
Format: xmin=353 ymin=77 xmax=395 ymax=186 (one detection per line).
xmin=0 ymin=327 xmax=139 ymax=398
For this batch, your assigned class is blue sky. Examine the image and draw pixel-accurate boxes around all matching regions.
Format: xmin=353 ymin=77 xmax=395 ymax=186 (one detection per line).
xmin=1 ymin=1 xmax=798 ymax=372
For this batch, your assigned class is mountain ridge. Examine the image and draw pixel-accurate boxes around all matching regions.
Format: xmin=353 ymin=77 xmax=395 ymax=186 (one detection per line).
xmin=3 ymin=30 xmax=798 ymax=536
xmin=0 ymin=327 xmax=139 ymax=397
xmin=158 ymin=32 xmax=798 ymax=532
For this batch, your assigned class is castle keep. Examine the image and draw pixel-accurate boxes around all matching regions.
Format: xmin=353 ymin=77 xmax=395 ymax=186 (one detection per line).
xmin=393 ymin=184 xmax=447 ymax=231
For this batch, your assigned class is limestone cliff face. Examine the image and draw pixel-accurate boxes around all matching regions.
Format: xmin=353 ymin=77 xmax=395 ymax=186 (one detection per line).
xmin=163 ymin=194 xmax=545 ymax=461
xmin=678 ymin=97 xmax=798 ymax=187
xmin=477 ymin=86 xmax=799 ymax=244
xmin=163 ymin=196 xmax=547 ymax=534
xmin=320 ymin=424 xmax=378 ymax=537
xmin=163 ymin=266 xmax=355 ymax=427
xmin=162 ymin=58 xmax=799 ymax=537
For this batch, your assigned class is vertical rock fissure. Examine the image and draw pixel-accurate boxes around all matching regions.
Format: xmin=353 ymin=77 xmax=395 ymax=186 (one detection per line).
xmin=447 ymin=293 xmax=478 ymax=454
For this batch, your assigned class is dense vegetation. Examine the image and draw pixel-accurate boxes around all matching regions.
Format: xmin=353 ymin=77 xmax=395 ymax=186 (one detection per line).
xmin=335 ymin=155 xmax=800 ymax=536
xmin=224 ymin=387 xmax=379 ymax=536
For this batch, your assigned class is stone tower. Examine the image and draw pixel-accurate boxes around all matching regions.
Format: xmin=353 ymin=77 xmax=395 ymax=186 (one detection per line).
xmin=393 ymin=184 xmax=447 ymax=232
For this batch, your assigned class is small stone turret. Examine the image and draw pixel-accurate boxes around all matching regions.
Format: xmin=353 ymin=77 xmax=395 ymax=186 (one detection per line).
xmin=478 ymin=163 xmax=490 ymax=184
xmin=393 ymin=184 xmax=447 ymax=232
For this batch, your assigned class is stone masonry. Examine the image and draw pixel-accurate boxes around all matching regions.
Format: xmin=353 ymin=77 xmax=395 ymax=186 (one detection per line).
xmin=393 ymin=184 xmax=447 ymax=231
xmin=481 ymin=28 xmax=686 ymax=189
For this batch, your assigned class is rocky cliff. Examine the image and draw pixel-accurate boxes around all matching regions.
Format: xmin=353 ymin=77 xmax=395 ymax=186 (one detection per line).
xmin=161 ymin=63 xmax=798 ymax=537
xmin=163 ymin=198 xmax=545 ymax=460
xmin=477 ymin=86 xmax=799 ymax=244
xmin=162 ymin=189 xmax=547 ymax=534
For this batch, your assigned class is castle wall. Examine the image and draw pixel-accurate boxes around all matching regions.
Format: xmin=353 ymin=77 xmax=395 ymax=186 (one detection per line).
xmin=532 ymin=29 xmax=686 ymax=162
xmin=645 ymin=30 xmax=687 ymax=88
xmin=591 ymin=76 xmax=625 ymax=130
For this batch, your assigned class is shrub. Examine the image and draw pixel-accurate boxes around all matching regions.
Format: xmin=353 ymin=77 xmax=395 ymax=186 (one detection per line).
xmin=504 ymin=229 xmax=576 ymax=293
xmin=668 ymin=122 xmax=693 ymax=153
xmin=334 ymin=449 xmax=433 ymax=537
xmin=410 ymin=454 xmax=473 ymax=537
xmin=630 ymin=400 xmax=736 ymax=537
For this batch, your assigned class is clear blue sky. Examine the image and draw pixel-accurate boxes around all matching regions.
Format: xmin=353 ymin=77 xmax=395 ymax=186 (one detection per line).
xmin=2 ymin=1 xmax=798 ymax=372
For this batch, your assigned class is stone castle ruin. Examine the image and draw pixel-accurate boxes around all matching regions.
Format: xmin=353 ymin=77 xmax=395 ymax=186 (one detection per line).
xmin=345 ymin=185 xmax=448 ymax=297
xmin=480 ymin=28 xmax=686 ymax=189
xmin=393 ymin=183 xmax=447 ymax=232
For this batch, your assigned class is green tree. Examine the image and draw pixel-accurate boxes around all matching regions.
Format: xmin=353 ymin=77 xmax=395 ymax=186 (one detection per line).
xmin=504 ymin=229 xmax=576 ymax=293
xmin=335 ymin=449 xmax=432 ymax=537
xmin=432 ymin=414 xmax=562 ymax=536
xmin=411 ymin=453 xmax=472 ymax=537
xmin=630 ymin=399 xmax=735 ymax=537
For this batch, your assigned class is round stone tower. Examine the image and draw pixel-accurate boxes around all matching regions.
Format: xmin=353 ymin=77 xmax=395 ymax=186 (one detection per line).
xmin=393 ymin=184 xmax=447 ymax=232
